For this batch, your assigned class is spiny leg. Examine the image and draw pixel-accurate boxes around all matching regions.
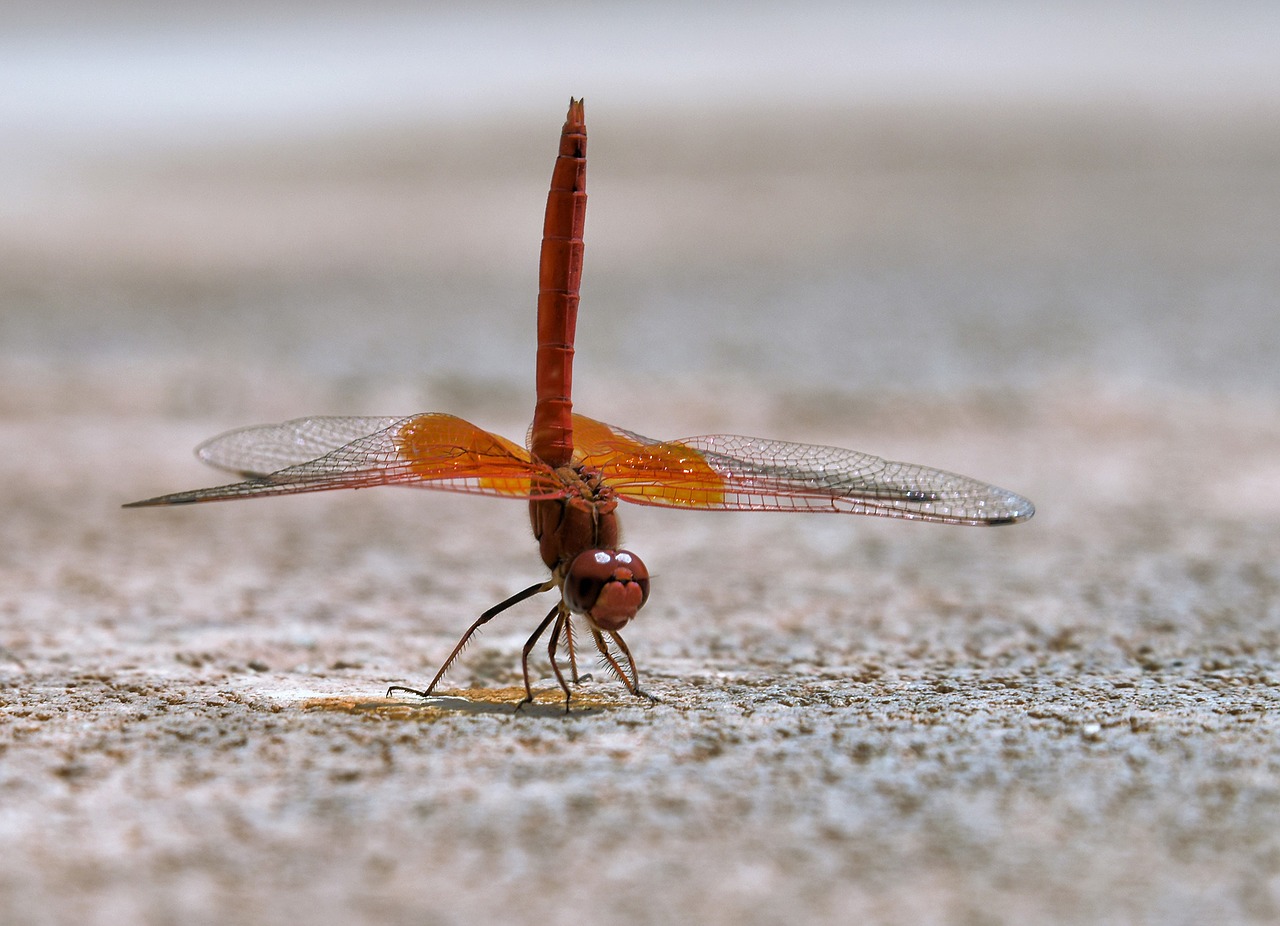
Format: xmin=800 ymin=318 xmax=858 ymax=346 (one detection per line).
xmin=545 ymin=607 xmax=576 ymax=711
xmin=561 ymin=611 xmax=592 ymax=685
xmin=587 ymin=628 xmax=632 ymax=691
xmin=388 ymin=579 xmax=552 ymax=700
xmin=589 ymin=628 xmax=657 ymax=702
xmin=516 ymin=603 xmax=563 ymax=710
xmin=606 ymin=631 xmax=656 ymax=701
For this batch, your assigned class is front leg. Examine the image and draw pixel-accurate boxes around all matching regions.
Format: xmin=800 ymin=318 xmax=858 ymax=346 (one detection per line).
xmin=388 ymin=579 xmax=552 ymax=700
xmin=589 ymin=628 xmax=658 ymax=703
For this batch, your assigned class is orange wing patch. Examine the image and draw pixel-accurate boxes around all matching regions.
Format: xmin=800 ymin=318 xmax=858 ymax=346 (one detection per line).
xmin=571 ymin=415 xmax=727 ymax=507
xmin=396 ymin=415 xmax=551 ymax=497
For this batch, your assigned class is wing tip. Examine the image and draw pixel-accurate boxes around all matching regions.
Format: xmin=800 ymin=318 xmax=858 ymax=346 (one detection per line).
xmin=122 ymin=494 xmax=199 ymax=508
xmin=979 ymin=496 xmax=1035 ymax=525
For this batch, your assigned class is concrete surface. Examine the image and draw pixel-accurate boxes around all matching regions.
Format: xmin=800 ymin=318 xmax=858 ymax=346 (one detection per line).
xmin=3 ymin=45 xmax=1280 ymax=926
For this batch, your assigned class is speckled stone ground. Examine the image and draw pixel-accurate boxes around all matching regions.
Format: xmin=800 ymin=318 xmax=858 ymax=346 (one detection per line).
xmin=3 ymin=96 xmax=1279 ymax=925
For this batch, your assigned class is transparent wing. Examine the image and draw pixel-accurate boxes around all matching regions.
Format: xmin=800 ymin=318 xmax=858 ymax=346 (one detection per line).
xmin=196 ymin=416 xmax=404 ymax=476
xmin=572 ymin=415 xmax=1034 ymax=526
xmin=126 ymin=413 xmax=563 ymax=507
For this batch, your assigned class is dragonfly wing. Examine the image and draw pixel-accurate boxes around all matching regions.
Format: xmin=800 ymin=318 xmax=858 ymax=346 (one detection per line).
xmin=196 ymin=416 xmax=404 ymax=476
xmin=127 ymin=414 xmax=562 ymax=507
xmin=572 ymin=415 xmax=1033 ymax=526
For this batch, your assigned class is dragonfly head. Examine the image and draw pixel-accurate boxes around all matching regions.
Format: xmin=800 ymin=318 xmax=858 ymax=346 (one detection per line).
xmin=564 ymin=549 xmax=650 ymax=632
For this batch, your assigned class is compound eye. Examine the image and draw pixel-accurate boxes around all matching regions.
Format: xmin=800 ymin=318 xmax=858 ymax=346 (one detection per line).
xmin=564 ymin=550 xmax=650 ymax=630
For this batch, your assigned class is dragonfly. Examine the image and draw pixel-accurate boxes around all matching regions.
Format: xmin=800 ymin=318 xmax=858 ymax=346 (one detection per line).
xmin=127 ymin=99 xmax=1034 ymax=710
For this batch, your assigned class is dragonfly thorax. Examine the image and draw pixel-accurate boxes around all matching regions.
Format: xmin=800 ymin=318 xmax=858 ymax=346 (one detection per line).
xmin=529 ymin=469 xmax=621 ymax=571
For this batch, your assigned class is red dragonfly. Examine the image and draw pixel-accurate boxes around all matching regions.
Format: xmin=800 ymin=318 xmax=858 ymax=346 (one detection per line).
xmin=127 ymin=100 xmax=1033 ymax=709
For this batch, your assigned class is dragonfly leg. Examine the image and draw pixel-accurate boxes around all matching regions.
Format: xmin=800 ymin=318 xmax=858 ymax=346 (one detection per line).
xmin=516 ymin=603 xmax=562 ymax=711
xmin=545 ymin=607 xmax=574 ymax=712
xmin=589 ymin=628 xmax=658 ymax=703
xmin=388 ymin=579 xmax=552 ymax=700
xmin=560 ymin=612 xmax=593 ymax=684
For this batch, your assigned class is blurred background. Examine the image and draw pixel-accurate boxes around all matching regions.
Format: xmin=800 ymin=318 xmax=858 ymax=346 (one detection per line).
xmin=4 ymin=0 xmax=1278 ymax=430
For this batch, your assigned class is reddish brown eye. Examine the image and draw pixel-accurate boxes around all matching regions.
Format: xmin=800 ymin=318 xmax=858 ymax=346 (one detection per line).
xmin=564 ymin=549 xmax=650 ymax=631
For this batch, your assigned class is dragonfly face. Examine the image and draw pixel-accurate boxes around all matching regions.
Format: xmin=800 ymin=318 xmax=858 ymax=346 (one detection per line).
xmin=563 ymin=549 xmax=650 ymax=632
